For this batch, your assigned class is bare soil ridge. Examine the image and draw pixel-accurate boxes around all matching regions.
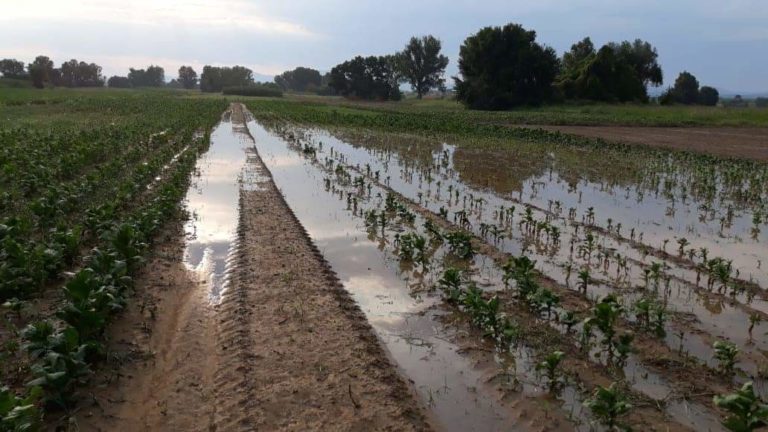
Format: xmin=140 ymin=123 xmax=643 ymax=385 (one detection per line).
xmin=77 ymin=104 xmax=430 ymax=431
xmin=524 ymin=125 xmax=768 ymax=161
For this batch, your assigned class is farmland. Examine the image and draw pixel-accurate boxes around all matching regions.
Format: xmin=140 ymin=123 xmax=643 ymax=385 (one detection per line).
xmin=2 ymin=89 xmax=768 ymax=431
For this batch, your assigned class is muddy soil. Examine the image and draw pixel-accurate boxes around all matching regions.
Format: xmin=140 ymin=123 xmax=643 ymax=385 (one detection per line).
xmin=523 ymin=125 xmax=768 ymax=161
xmin=76 ymin=104 xmax=429 ymax=431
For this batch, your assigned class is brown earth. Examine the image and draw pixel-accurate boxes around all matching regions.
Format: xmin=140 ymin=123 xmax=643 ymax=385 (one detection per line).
xmin=523 ymin=125 xmax=768 ymax=161
xmin=76 ymin=104 xmax=430 ymax=431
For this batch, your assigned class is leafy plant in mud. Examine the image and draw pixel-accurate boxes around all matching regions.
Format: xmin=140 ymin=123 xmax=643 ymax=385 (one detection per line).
xmin=584 ymin=295 xmax=631 ymax=363
xmin=526 ymin=287 xmax=560 ymax=319
xmin=21 ymin=323 xmax=92 ymax=410
xmin=444 ymin=230 xmax=474 ymax=259
xmin=633 ymin=297 xmax=667 ymax=337
xmin=577 ymin=269 xmax=590 ymax=294
xmin=438 ymin=267 xmax=463 ymax=302
xmin=502 ymin=255 xmax=538 ymax=298
xmin=714 ymin=340 xmax=739 ymax=375
xmin=0 ymin=385 xmax=41 ymax=431
xmin=536 ymin=350 xmax=565 ymax=393
xmin=713 ymin=381 xmax=768 ymax=432
xmin=397 ymin=233 xmax=428 ymax=269
xmin=560 ymin=310 xmax=578 ymax=334
xmin=423 ymin=219 xmax=443 ymax=244
xmin=584 ymin=382 xmax=632 ymax=431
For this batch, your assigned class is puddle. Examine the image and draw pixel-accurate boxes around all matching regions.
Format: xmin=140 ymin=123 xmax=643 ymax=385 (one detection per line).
xmin=182 ymin=112 xmax=260 ymax=302
xmin=247 ymin=121 xmax=741 ymax=431
xmin=290 ymin=127 xmax=768 ymax=382
xmin=245 ymin=118 xmax=596 ymax=431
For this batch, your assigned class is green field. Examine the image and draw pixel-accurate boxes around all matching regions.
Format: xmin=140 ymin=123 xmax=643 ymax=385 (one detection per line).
xmin=2 ymin=87 xmax=768 ymax=430
xmin=284 ymin=93 xmax=768 ymax=127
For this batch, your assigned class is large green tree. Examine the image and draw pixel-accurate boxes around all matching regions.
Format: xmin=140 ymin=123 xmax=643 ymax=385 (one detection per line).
xmin=178 ymin=66 xmax=198 ymax=89
xmin=397 ymin=35 xmax=449 ymax=99
xmin=57 ymin=59 xmax=104 ymax=87
xmin=454 ymin=23 xmax=559 ymax=109
xmin=671 ymin=71 xmax=700 ymax=104
xmin=561 ymin=37 xmax=595 ymax=75
xmin=107 ymin=76 xmax=132 ymax=88
xmin=199 ymin=65 xmax=254 ymax=92
xmin=28 ymin=55 xmax=54 ymax=88
xmin=698 ymin=86 xmax=719 ymax=106
xmin=128 ymin=65 xmax=165 ymax=87
xmin=610 ymin=39 xmax=663 ymax=87
xmin=328 ymin=55 xmax=401 ymax=100
xmin=557 ymin=38 xmax=662 ymax=102
xmin=274 ymin=67 xmax=322 ymax=92
xmin=0 ymin=59 xmax=26 ymax=79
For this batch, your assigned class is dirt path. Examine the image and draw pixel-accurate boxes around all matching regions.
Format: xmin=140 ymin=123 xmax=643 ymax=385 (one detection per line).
xmin=523 ymin=125 xmax=768 ymax=161
xmin=77 ymin=104 xmax=429 ymax=431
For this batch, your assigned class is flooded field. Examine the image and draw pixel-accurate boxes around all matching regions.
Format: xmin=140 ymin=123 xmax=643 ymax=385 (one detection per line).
xmin=236 ymin=102 xmax=768 ymax=430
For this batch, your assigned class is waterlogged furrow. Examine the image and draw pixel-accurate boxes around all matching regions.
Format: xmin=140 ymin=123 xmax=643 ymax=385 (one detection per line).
xmin=295 ymin=129 xmax=731 ymax=430
xmin=243 ymin=117 xmax=742 ymax=431
xmin=290 ymin=128 xmax=768 ymax=381
xmin=243 ymin=118 xmax=611 ymax=431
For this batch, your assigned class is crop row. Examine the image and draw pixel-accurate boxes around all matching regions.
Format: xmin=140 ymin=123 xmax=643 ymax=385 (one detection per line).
xmin=274 ymin=120 xmax=767 ymax=431
xmin=1 ymin=97 xmax=227 ymax=428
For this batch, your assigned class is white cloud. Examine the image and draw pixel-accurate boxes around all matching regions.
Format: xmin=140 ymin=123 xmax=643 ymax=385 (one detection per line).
xmin=1 ymin=0 xmax=319 ymax=38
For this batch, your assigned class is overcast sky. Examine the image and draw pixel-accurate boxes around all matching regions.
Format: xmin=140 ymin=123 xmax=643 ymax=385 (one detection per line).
xmin=1 ymin=0 xmax=766 ymax=92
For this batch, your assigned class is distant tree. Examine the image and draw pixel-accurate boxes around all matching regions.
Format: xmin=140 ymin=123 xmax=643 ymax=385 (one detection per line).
xmin=561 ymin=37 xmax=595 ymax=74
xmin=454 ymin=23 xmax=559 ymax=109
xmin=571 ymin=46 xmax=648 ymax=102
xmin=178 ymin=66 xmax=198 ymax=89
xmin=670 ymin=71 xmax=700 ymax=104
xmin=329 ymin=55 xmax=401 ymax=100
xmin=107 ymin=75 xmax=132 ymax=88
xmin=557 ymin=38 xmax=662 ymax=103
xmin=57 ymin=59 xmax=104 ymax=87
xmin=166 ymin=79 xmax=183 ymax=89
xmin=28 ymin=55 xmax=54 ymax=88
xmin=756 ymin=97 xmax=768 ymax=108
xmin=698 ymin=86 xmax=719 ymax=106
xmin=609 ymin=39 xmax=663 ymax=88
xmin=199 ymin=65 xmax=254 ymax=92
xmin=128 ymin=65 xmax=165 ymax=87
xmin=0 ymin=59 xmax=26 ymax=79
xmin=397 ymin=35 xmax=449 ymax=99
xmin=274 ymin=67 xmax=322 ymax=92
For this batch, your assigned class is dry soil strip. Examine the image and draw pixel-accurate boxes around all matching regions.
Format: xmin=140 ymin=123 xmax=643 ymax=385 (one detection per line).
xmin=521 ymin=125 xmax=768 ymax=161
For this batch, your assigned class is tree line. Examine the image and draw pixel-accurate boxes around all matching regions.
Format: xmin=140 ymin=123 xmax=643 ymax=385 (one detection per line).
xmin=0 ymin=24 xmax=741 ymax=109
xmin=0 ymin=56 xmax=106 ymax=88
xmin=273 ymin=24 xmax=724 ymax=109
xmin=452 ymin=24 xmax=721 ymax=109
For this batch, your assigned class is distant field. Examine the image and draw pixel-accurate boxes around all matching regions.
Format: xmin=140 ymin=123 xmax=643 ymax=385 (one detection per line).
xmin=289 ymin=94 xmax=768 ymax=127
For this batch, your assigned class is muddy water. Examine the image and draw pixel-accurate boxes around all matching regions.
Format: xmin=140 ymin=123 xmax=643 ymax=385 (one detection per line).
xmin=245 ymin=119 xmax=599 ymax=431
xmin=183 ymin=112 xmax=255 ymax=302
xmin=298 ymin=129 xmax=768 ymax=382
xmin=259 ymin=125 xmax=747 ymax=429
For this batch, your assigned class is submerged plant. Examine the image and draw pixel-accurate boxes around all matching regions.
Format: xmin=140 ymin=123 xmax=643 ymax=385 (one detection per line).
xmin=444 ymin=231 xmax=474 ymax=259
xmin=536 ymin=350 xmax=565 ymax=393
xmin=577 ymin=269 xmax=590 ymax=294
xmin=713 ymin=381 xmax=768 ymax=432
xmin=584 ymin=295 xmax=626 ymax=361
xmin=584 ymin=382 xmax=631 ymax=430
xmin=714 ymin=341 xmax=739 ymax=375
